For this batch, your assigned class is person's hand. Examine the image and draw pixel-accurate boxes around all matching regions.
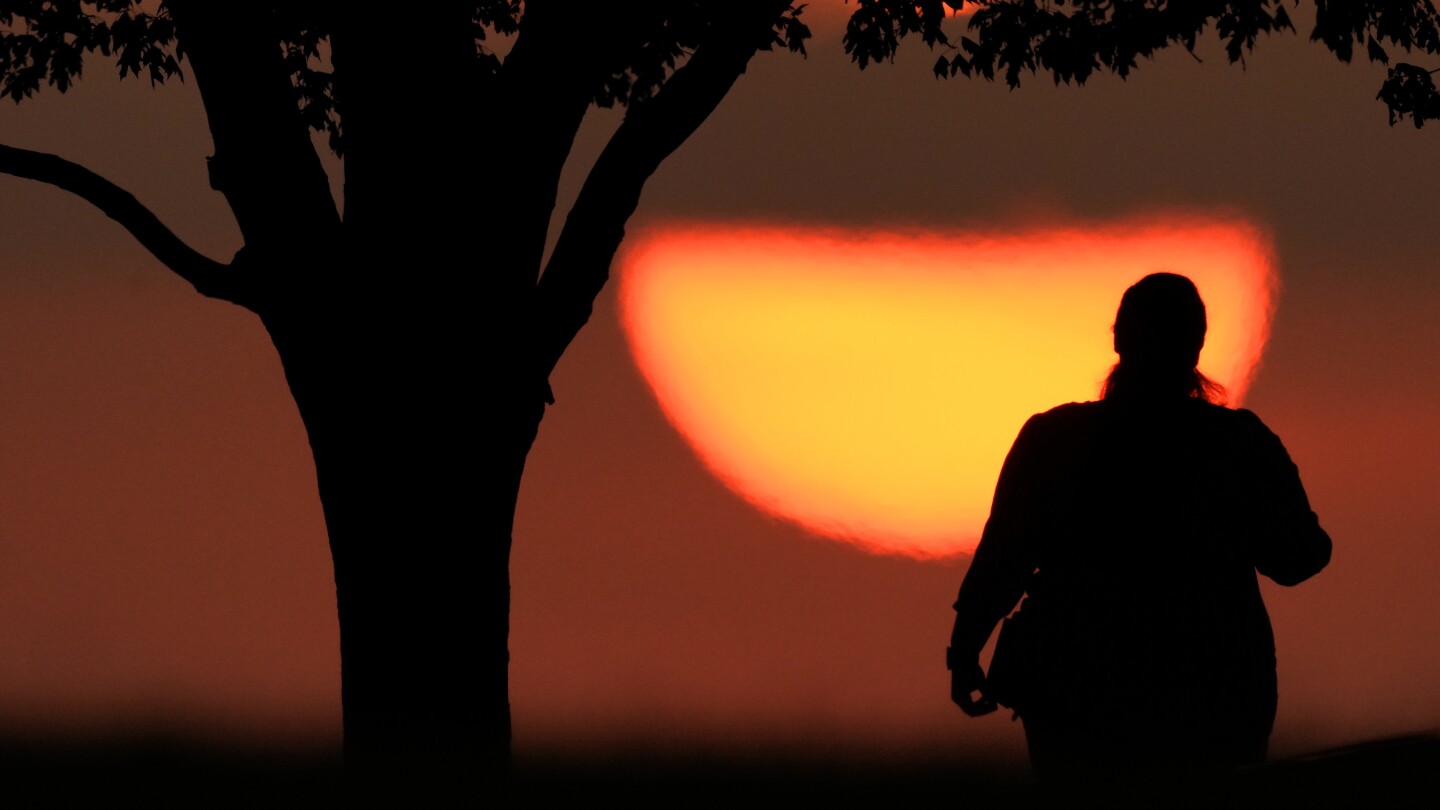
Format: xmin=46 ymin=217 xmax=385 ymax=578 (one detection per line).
xmin=951 ymin=662 xmax=997 ymax=717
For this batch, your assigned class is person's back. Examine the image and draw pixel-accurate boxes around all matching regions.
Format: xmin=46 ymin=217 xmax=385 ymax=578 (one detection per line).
xmin=947 ymin=273 xmax=1331 ymax=781
xmin=1006 ymin=397 xmax=1328 ymax=772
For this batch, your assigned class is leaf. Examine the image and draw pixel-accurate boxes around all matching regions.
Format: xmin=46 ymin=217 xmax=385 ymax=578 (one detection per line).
xmin=1273 ymin=4 xmax=1293 ymax=32
xmin=1367 ymin=36 xmax=1390 ymax=64
xmin=1376 ymin=61 xmax=1440 ymax=129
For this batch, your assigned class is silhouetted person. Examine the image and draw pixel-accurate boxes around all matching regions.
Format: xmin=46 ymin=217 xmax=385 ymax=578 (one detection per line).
xmin=947 ymin=273 xmax=1331 ymax=783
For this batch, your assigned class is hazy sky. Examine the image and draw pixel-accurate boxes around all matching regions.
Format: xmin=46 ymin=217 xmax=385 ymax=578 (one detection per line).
xmin=1 ymin=5 xmax=1438 ymax=763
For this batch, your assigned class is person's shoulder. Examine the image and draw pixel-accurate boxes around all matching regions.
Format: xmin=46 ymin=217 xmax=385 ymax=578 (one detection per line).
xmin=1189 ymin=402 xmax=1289 ymax=450
xmin=1003 ymin=402 xmax=1096 ymax=458
xmin=1036 ymin=400 xmax=1101 ymax=420
xmin=1205 ymin=402 xmax=1274 ymax=432
xmin=1020 ymin=400 xmax=1102 ymax=435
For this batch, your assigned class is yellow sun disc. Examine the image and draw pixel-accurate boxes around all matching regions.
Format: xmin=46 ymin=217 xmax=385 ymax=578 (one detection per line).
xmin=618 ymin=218 xmax=1277 ymax=558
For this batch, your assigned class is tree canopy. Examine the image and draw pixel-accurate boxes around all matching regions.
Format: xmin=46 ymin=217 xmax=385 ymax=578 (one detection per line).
xmin=2 ymin=2 xmax=813 ymax=153
xmin=840 ymin=0 xmax=1440 ymax=127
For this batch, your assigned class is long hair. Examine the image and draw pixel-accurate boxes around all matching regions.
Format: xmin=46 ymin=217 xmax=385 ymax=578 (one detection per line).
xmin=1100 ymin=273 xmax=1227 ymax=405
xmin=1100 ymin=362 xmax=1227 ymax=404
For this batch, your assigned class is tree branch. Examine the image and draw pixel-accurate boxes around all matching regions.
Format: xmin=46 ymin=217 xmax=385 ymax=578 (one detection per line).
xmin=334 ymin=3 xmax=483 ymax=240
xmin=532 ymin=3 xmax=792 ymax=384
xmin=167 ymin=2 xmax=340 ymax=263
xmin=481 ymin=3 xmax=625 ymax=302
xmin=0 ymin=143 xmax=244 ymax=304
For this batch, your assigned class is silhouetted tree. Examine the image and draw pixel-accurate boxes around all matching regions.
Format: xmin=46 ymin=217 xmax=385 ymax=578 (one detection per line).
xmin=0 ymin=0 xmax=810 ymax=776
xmin=0 ymin=0 xmax=1434 ymax=781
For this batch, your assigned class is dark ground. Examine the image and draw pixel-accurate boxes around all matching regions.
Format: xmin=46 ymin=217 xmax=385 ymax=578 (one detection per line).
xmin=1 ymin=732 xmax=1435 ymax=807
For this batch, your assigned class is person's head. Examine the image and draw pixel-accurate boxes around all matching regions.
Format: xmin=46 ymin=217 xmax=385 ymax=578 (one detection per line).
xmin=1101 ymin=272 xmax=1226 ymax=404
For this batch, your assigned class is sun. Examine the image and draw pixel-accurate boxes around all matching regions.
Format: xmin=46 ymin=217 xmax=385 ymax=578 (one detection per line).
xmin=617 ymin=217 xmax=1277 ymax=558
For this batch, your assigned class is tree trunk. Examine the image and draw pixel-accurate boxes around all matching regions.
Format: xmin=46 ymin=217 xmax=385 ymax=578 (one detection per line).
xmin=259 ymin=298 xmax=543 ymax=791
xmin=95 ymin=3 xmax=785 ymax=789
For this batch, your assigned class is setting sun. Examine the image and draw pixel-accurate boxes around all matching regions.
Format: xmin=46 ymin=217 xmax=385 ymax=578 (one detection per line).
xmin=618 ymin=219 xmax=1277 ymax=558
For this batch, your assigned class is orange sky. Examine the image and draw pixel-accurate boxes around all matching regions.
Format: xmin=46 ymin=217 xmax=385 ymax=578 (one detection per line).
xmin=1 ymin=8 xmax=1439 ymax=764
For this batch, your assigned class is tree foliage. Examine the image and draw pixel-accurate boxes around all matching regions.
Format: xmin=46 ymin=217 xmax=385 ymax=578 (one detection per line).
xmin=0 ymin=0 xmax=179 ymax=99
xmin=841 ymin=0 xmax=1440 ymax=127
xmin=1 ymin=2 xmax=812 ymax=153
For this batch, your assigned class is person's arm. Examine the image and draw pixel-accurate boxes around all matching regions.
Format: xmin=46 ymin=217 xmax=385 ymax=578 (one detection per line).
xmin=949 ymin=414 xmax=1047 ymax=714
xmin=1239 ymin=410 xmax=1332 ymax=586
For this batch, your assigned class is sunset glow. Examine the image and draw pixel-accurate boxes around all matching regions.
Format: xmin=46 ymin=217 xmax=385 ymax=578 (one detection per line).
xmin=618 ymin=219 xmax=1277 ymax=558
